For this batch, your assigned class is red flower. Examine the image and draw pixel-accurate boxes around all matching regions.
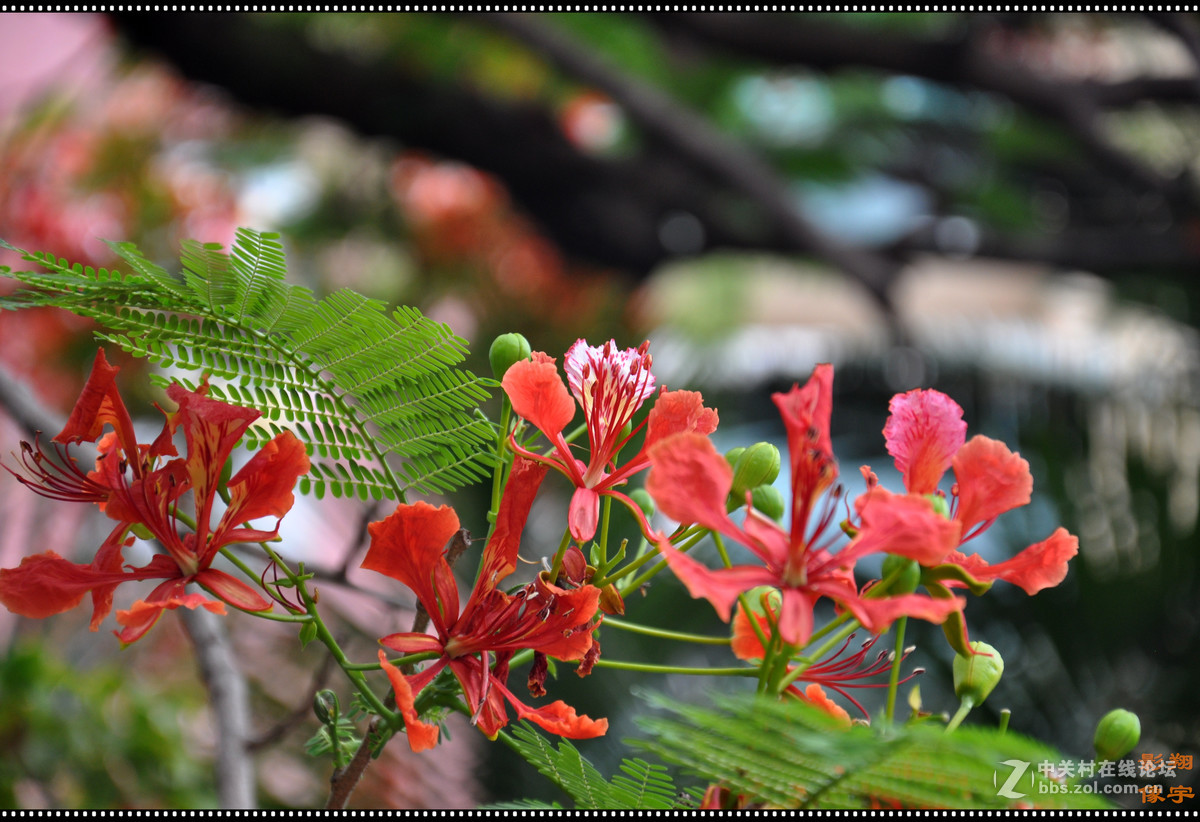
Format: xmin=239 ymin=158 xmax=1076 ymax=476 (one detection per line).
xmin=881 ymin=389 xmax=1078 ymax=595
xmin=0 ymin=350 xmax=310 ymax=644
xmin=365 ymin=457 xmax=608 ymax=751
xmin=645 ymin=365 xmax=964 ymax=648
xmin=502 ymin=339 xmax=717 ymax=542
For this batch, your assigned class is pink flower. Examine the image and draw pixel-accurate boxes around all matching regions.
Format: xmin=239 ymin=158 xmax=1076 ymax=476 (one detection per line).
xmin=881 ymin=389 xmax=1078 ymax=595
xmin=502 ymin=339 xmax=717 ymax=542
xmin=645 ymin=365 xmax=964 ymax=648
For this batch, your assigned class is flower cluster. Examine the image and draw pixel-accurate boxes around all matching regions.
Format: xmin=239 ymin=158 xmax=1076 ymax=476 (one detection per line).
xmin=0 ymin=337 xmax=1081 ymax=766
xmin=0 ymin=350 xmax=310 ymax=644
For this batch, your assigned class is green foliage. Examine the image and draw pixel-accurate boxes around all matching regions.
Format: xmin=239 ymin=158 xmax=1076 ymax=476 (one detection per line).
xmin=0 ymin=229 xmax=496 ymax=499
xmin=495 ymin=722 xmax=687 ymax=810
xmin=633 ymin=692 xmax=1115 ymax=809
xmin=0 ymin=642 xmax=215 ymax=808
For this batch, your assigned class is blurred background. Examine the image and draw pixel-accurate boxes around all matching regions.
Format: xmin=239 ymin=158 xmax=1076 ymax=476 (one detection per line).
xmin=0 ymin=11 xmax=1198 ymax=809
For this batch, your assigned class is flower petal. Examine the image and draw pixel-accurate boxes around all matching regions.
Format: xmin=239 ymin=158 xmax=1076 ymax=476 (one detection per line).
xmin=54 ymin=350 xmax=142 ymax=462
xmin=379 ymin=651 xmax=441 ymax=752
xmin=568 ymin=486 xmax=600 ymax=543
xmin=214 ymin=431 xmax=310 ymax=547
xmin=790 ymin=683 xmax=851 ymax=726
xmin=773 ymin=365 xmax=837 ymax=537
xmin=849 ymin=488 xmax=962 ymax=566
xmin=502 ymin=355 xmax=576 ymax=439
xmin=114 ymin=579 xmax=225 ymax=645
xmin=645 ymin=433 xmax=735 ymax=533
xmin=491 ymin=671 xmax=609 ymax=739
xmin=953 ymin=527 xmax=1078 ymax=595
xmin=379 ymin=631 xmax=445 ymax=655
xmin=166 ymin=381 xmax=261 ymax=540
xmin=952 ymin=436 xmax=1034 ymax=534
xmin=470 ymin=457 xmax=548 ymax=600
xmin=362 ymin=502 xmax=463 ymax=633
xmin=194 ymin=568 xmax=273 ymax=612
xmin=643 ymin=389 xmax=719 ymax=452
xmin=838 ymin=591 xmax=965 ymax=634
xmin=776 ymin=587 xmax=817 ymax=647
xmin=0 ymin=536 xmax=171 ymax=626
xmin=653 ymin=534 xmax=778 ymax=623
xmin=883 ymin=389 xmax=967 ymax=494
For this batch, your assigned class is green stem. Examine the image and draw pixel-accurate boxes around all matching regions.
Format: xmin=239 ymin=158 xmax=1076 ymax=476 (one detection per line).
xmin=593 ymin=659 xmax=757 ymax=677
xmin=712 ymin=531 xmax=733 ymax=569
xmin=342 ymin=652 xmax=441 ymax=672
xmin=546 ymin=527 xmax=573 ymax=584
xmin=998 ymin=708 xmax=1010 ymax=734
xmin=488 ymin=400 xmax=512 ymax=532
xmin=884 ymin=616 xmax=908 ymax=725
xmin=612 ymin=528 xmax=709 ymax=592
xmin=603 ymin=617 xmax=730 ymax=645
xmin=945 ymin=697 xmax=975 ymax=733
xmin=596 ymin=494 xmax=613 ymax=568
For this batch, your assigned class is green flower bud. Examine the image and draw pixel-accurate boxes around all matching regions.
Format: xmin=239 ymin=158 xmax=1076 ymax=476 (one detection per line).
xmin=953 ymin=641 xmax=1004 ymax=706
xmin=738 ymin=585 xmax=782 ymax=620
xmin=925 ymin=493 xmax=951 ymax=519
xmin=750 ymin=484 xmax=785 ymax=521
xmin=881 ymin=554 xmax=921 ymax=595
xmin=724 ymin=446 xmax=746 ymax=469
xmin=731 ymin=442 xmax=781 ymax=497
xmin=489 ymin=332 xmax=532 ymax=379
xmin=628 ymin=488 xmax=655 ymax=518
xmin=313 ymin=689 xmax=340 ymax=725
xmin=1094 ymin=708 xmax=1141 ymax=762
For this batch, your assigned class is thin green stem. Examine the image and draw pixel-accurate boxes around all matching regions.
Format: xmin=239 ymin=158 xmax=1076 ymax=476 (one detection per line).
xmin=945 ymin=698 xmax=974 ymax=733
xmin=998 ymin=708 xmax=1011 ymax=734
xmin=604 ymin=617 xmax=730 ymax=645
xmin=593 ymin=659 xmax=757 ymax=676
xmin=342 ymin=652 xmax=441 ymax=672
xmin=613 ymin=528 xmax=709 ymax=592
xmin=596 ymin=494 xmax=613 ymax=568
xmin=712 ymin=531 xmax=733 ymax=569
xmin=546 ymin=527 xmax=573 ymax=584
xmin=489 ymin=400 xmax=512 ymax=531
xmin=884 ymin=616 xmax=908 ymax=725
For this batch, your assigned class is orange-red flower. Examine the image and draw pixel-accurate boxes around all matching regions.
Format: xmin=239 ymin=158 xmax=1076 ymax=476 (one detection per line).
xmin=501 ymin=339 xmax=717 ymax=542
xmin=365 ymin=457 xmax=608 ymax=751
xmin=645 ymin=365 xmax=964 ymax=648
xmin=0 ymin=350 xmax=309 ymax=644
xmin=881 ymin=388 xmax=1078 ymax=595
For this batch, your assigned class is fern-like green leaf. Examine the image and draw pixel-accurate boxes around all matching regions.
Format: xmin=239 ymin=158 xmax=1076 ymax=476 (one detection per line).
xmin=0 ymin=230 xmax=496 ymax=499
xmin=634 ymin=692 xmax=1115 ymax=809
xmin=498 ymin=723 xmax=684 ymax=810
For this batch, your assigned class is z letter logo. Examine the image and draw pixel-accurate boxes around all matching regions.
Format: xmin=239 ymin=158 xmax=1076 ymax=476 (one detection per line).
xmin=994 ymin=759 xmax=1030 ymax=800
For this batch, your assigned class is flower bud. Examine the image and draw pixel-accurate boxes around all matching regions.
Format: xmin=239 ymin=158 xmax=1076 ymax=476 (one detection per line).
xmin=750 ymin=484 xmax=785 ymax=521
xmin=313 ymin=689 xmax=339 ymax=725
xmin=925 ymin=492 xmax=950 ymax=519
xmin=560 ymin=546 xmax=589 ymax=585
xmin=489 ymin=332 xmax=532 ymax=379
xmin=724 ymin=446 xmax=745 ymax=469
xmin=731 ymin=442 xmax=781 ymax=497
xmin=952 ymin=641 xmax=1004 ymax=706
xmin=599 ymin=583 xmax=625 ymax=616
xmin=628 ymin=488 xmax=655 ymax=518
xmin=1094 ymin=708 xmax=1140 ymax=762
xmin=881 ymin=554 xmax=921 ymax=595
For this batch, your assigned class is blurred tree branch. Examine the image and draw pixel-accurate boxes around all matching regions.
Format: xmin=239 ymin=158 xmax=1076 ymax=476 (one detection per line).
xmin=108 ymin=13 xmax=1200 ymax=290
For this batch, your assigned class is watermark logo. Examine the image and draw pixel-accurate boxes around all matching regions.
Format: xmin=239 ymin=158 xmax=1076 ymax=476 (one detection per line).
xmin=994 ymin=759 xmax=1030 ymax=800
